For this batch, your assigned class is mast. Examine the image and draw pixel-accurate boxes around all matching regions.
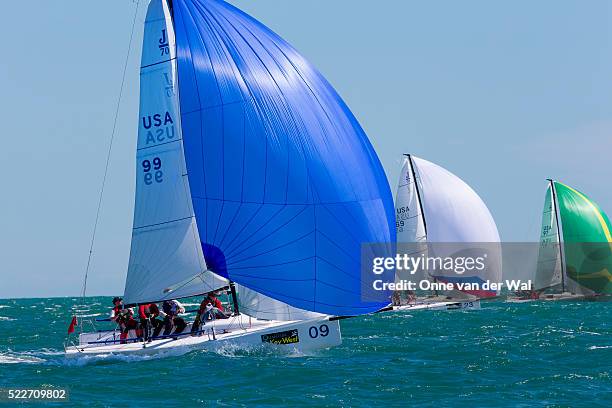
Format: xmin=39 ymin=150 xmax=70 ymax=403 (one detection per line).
xmin=548 ymin=179 xmax=567 ymax=293
xmin=229 ymin=281 xmax=240 ymax=315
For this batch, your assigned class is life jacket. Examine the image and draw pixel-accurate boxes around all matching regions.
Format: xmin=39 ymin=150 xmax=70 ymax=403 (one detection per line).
xmin=199 ymin=296 xmax=223 ymax=313
xmin=209 ymin=296 xmax=224 ymax=311
xmin=139 ymin=304 xmax=151 ymax=320
xmin=112 ymin=305 xmax=122 ymax=317
xmin=162 ymin=300 xmax=177 ymax=316
xmin=149 ymin=303 xmax=160 ymax=317
xmin=115 ymin=308 xmax=133 ymax=325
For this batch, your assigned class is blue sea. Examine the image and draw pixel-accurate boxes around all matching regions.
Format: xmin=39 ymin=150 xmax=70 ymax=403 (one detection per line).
xmin=0 ymin=297 xmax=610 ymax=407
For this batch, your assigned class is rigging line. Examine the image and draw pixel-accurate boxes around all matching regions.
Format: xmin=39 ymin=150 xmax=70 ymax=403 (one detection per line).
xmin=80 ymin=0 xmax=141 ymax=301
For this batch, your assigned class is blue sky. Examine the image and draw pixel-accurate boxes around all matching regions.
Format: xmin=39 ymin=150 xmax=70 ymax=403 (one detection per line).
xmin=1 ymin=0 xmax=611 ymax=298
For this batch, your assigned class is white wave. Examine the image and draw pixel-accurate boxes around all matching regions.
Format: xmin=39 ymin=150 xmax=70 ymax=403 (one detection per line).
xmin=0 ymin=305 xmax=9 ymax=309
xmin=213 ymin=342 xmax=313 ymax=358
xmin=589 ymin=345 xmax=612 ymax=350
xmin=30 ymin=348 xmax=64 ymax=356
xmin=0 ymin=353 xmax=45 ymax=364
xmin=0 ymin=316 xmax=15 ymax=321
xmin=59 ymin=348 xmax=191 ymax=366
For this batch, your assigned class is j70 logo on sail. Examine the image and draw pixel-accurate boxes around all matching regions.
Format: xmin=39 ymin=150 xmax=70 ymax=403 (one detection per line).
xmin=159 ymin=29 xmax=169 ymax=56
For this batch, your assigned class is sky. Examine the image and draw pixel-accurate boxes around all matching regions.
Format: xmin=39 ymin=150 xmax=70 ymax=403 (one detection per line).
xmin=1 ymin=0 xmax=611 ymax=299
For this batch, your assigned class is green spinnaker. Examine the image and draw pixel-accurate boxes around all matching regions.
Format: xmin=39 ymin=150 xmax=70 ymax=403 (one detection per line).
xmin=554 ymin=181 xmax=612 ymax=294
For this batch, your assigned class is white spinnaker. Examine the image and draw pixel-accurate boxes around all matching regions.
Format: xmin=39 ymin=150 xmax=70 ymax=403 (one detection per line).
xmin=235 ymin=284 xmax=322 ymax=321
xmin=395 ymin=156 xmax=426 ymax=243
xmin=124 ymin=0 xmax=225 ymax=305
xmin=411 ymin=156 xmax=502 ymax=285
xmin=534 ymin=184 xmax=563 ymax=291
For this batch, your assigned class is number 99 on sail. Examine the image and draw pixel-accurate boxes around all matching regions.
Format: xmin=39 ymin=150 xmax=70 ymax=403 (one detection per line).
xmin=142 ymin=157 xmax=163 ymax=185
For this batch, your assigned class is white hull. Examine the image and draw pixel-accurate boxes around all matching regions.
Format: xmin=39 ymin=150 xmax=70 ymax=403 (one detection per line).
xmin=392 ymin=299 xmax=481 ymax=312
xmin=541 ymin=292 xmax=598 ymax=302
xmin=65 ymin=315 xmax=340 ymax=357
xmin=506 ymin=298 xmax=538 ymax=303
xmin=506 ymin=293 xmax=612 ymax=303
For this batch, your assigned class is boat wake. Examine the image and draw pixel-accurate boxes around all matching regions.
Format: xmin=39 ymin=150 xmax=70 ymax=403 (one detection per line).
xmin=0 ymin=348 xmax=192 ymax=367
xmin=0 ymin=349 xmax=61 ymax=365
xmin=0 ymin=353 xmax=45 ymax=365
xmin=59 ymin=350 xmax=191 ymax=366
xmin=588 ymin=345 xmax=612 ymax=350
xmin=212 ymin=342 xmax=318 ymax=359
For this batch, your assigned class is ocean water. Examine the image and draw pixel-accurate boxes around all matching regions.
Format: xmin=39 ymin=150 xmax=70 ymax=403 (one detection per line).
xmin=0 ymin=297 xmax=610 ymax=407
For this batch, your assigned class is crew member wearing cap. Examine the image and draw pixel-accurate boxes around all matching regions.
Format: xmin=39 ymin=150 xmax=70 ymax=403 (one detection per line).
xmin=110 ymin=297 xmax=137 ymax=344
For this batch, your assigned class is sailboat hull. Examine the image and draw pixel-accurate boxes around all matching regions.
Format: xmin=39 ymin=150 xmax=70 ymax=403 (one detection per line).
xmin=392 ymin=299 xmax=481 ymax=312
xmin=65 ymin=316 xmax=340 ymax=358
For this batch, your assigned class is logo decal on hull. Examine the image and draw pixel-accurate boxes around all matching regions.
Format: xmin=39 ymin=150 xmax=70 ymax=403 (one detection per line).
xmin=261 ymin=329 xmax=299 ymax=345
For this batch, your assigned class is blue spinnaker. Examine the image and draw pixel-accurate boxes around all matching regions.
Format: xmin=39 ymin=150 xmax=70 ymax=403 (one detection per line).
xmin=173 ymin=0 xmax=394 ymax=315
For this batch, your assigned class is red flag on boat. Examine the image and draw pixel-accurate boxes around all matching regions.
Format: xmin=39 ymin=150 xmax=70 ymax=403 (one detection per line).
xmin=67 ymin=316 xmax=77 ymax=334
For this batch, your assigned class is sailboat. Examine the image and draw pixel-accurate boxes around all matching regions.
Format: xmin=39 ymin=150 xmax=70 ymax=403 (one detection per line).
xmin=532 ymin=179 xmax=612 ymax=301
xmin=65 ymin=0 xmax=395 ymax=356
xmin=392 ymin=155 xmax=502 ymax=311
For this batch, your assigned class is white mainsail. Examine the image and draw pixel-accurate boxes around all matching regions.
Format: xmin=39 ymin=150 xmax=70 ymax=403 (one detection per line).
xmin=534 ymin=183 xmax=564 ymax=291
xmin=123 ymin=0 xmax=225 ymax=305
xmin=395 ymin=156 xmax=426 ymax=243
xmin=395 ymin=155 xmax=428 ymax=285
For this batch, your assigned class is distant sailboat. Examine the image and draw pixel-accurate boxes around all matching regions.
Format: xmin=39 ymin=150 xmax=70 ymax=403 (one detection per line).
xmin=392 ymin=155 xmax=502 ymax=311
xmin=533 ymin=179 xmax=612 ymax=300
xmin=66 ymin=0 xmax=394 ymax=356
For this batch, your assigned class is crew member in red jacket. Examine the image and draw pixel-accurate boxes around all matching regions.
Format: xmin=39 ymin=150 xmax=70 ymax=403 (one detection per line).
xmin=110 ymin=297 xmax=137 ymax=344
xmin=191 ymin=292 xmax=230 ymax=334
xmin=138 ymin=303 xmax=163 ymax=342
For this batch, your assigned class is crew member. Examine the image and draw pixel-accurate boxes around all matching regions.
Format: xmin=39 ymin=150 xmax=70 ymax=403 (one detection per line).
xmin=161 ymin=299 xmax=186 ymax=336
xmin=110 ymin=297 xmax=137 ymax=344
xmin=139 ymin=303 xmax=163 ymax=342
xmin=191 ymin=292 xmax=230 ymax=334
